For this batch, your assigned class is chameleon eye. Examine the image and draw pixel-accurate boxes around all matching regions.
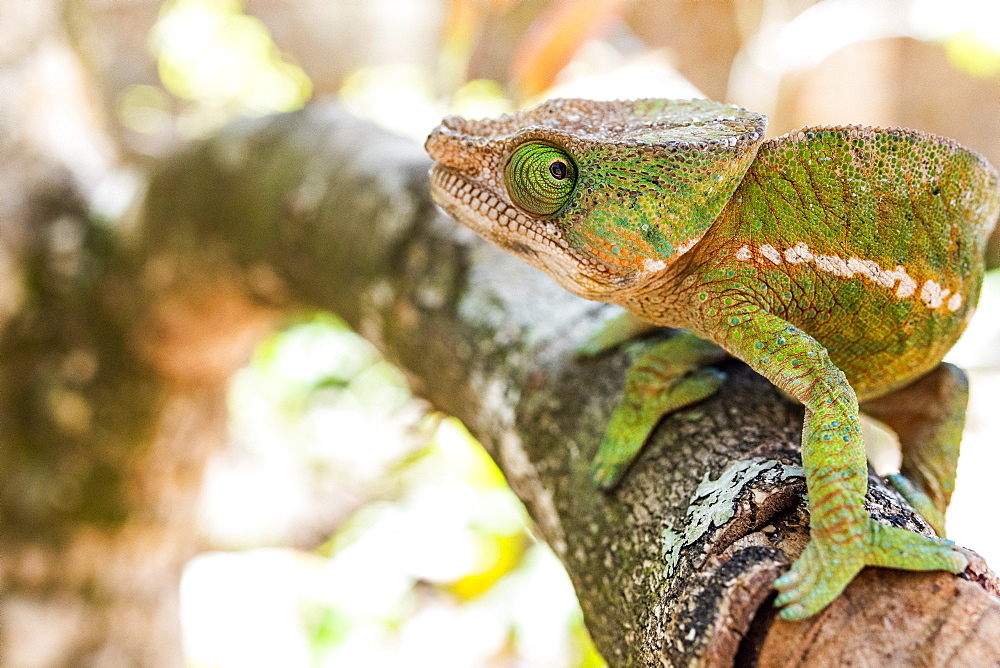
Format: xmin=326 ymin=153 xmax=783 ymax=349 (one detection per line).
xmin=504 ymin=142 xmax=577 ymax=216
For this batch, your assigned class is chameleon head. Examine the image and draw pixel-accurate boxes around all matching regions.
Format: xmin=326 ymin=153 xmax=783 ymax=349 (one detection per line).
xmin=426 ymin=98 xmax=767 ymax=301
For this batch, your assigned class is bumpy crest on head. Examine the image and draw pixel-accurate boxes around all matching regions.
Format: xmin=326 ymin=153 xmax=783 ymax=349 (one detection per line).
xmin=426 ymin=98 xmax=767 ymax=299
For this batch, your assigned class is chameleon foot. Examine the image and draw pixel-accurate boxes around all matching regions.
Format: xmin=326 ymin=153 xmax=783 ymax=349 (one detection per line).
xmin=775 ymin=514 xmax=968 ymax=620
xmin=885 ymin=473 xmax=947 ymax=537
xmin=591 ymin=367 xmax=725 ymax=489
xmin=590 ymin=333 xmax=727 ymax=489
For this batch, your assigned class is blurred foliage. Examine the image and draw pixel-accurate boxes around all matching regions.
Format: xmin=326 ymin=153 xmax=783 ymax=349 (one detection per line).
xmin=146 ymin=0 xmax=311 ymax=137
xmin=944 ymin=30 xmax=1000 ymax=78
xmin=508 ymin=0 xmax=626 ymax=99
xmin=184 ymin=316 xmax=603 ymax=667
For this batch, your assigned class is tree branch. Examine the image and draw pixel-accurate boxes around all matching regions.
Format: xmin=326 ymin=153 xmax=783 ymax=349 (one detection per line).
xmin=138 ymin=104 xmax=1000 ymax=666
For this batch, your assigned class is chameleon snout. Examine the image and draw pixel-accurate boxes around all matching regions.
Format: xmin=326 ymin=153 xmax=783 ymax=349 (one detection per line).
xmin=425 ymin=122 xmax=499 ymax=179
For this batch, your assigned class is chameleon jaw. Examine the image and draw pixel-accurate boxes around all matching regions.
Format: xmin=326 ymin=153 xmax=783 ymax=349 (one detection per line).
xmin=429 ymin=164 xmax=551 ymax=251
xmin=429 ymin=164 xmax=626 ymax=298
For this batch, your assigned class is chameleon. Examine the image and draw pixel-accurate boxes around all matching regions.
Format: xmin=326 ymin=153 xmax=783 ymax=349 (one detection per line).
xmin=424 ymin=98 xmax=1000 ymax=620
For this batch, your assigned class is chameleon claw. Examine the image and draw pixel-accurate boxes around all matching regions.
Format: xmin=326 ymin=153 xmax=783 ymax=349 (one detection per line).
xmin=773 ymin=578 xmax=797 ymax=597
xmin=591 ymin=458 xmax=626 ymax=490
xmin=778 ymin=604 xmax=807 ymax=621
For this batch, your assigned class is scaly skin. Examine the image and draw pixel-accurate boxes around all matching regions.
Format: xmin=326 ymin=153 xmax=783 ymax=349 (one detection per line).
xmin=425 ymin=99 xmax=1000 ymax=620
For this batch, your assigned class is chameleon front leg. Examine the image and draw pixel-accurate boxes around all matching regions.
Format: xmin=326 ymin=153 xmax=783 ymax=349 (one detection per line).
xmin=592 ymin=332 xmax=728 ymax=488
xmin=861 ymin=363 xmax=968 ymax=537
xmin=575 ymin=309 xmax=660 ymax=357
xmin=716 ymin=310 xmax=967 ymax=620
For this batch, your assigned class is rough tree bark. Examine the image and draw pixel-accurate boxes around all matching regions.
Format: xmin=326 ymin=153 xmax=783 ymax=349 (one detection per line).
xmin=136 ymin=106 xmax=999 ymax=665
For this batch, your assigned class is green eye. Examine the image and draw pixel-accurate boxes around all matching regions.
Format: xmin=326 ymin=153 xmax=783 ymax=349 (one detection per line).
xmin=504 ymin=142 xmax=577 ymax=216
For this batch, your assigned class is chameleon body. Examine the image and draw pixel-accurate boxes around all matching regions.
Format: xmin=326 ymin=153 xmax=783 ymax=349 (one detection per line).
xmin=425 ymin=98 xmax=1000 ymax=620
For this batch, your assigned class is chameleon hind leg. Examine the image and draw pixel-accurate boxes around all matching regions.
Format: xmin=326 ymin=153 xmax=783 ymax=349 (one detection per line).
xmin=591 ymin=332 xmax=728 ymax=488
xmin=715 ymin=310 xmax=967 ymax=620
xmin=861 ymin=363 xmax=968 ymax=537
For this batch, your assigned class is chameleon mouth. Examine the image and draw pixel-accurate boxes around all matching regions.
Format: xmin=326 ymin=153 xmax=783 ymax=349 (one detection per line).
xmin=429 ymin=165 xmax=624 ymax=291
xmin=429 ymin=164 xmax=564 ymax=252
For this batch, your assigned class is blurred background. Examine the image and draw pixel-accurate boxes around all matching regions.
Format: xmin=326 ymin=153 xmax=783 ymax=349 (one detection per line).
xmin=5 ymin=0 xmax=1000 ymax=666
